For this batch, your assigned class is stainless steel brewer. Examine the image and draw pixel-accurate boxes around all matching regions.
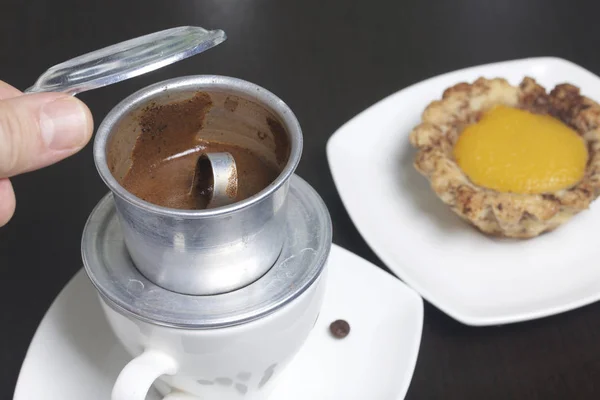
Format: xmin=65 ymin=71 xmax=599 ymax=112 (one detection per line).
xmin=27 ymin=25 xmax=332 ymax=297
xmin=94 ymin=76 xmax=303 ymax=295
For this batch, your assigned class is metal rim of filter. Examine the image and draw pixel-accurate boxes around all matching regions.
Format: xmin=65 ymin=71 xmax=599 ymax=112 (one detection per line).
xmin=93 ymin=75 xmax=303 ymax=218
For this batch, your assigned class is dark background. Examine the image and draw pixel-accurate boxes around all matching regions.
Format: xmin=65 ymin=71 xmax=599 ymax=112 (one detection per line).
xmin=2 ymin=0 xmax=600 ymax=398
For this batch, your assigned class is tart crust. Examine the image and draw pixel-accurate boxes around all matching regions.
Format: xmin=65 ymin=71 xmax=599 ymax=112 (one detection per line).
xmin=409 ymin=77 xmax=600 ymax=238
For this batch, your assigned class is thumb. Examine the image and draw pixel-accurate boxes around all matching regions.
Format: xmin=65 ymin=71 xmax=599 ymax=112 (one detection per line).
xmin=0 ymin=92 xmax=93 ymax=178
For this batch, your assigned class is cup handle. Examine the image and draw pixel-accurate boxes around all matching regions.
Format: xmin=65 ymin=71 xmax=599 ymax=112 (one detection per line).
xmin=112 ymin=349 xmax=179 ymax=400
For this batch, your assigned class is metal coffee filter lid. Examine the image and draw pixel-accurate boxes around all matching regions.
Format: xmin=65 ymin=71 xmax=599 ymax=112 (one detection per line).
xmin=26 ymin=26 xmax=226 ymax=94
xmin=82 ymin=176 xmax=332 ymax=329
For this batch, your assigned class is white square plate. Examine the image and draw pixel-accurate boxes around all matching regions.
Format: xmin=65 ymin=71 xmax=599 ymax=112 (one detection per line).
xmin=327 ymin=57 xmax=600 ymax=326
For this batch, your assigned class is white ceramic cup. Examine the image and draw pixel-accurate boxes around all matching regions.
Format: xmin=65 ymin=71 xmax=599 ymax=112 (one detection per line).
xmin=100 ymin=268 xmax=327 ymax=400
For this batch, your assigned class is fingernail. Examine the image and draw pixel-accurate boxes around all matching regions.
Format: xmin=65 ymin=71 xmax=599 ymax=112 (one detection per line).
xmin=40 ymin=97 xmax=89 ymax=150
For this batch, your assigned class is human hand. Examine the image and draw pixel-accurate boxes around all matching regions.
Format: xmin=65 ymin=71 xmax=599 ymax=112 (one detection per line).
xmin=0 ymin=80 xmax=93 ymax=227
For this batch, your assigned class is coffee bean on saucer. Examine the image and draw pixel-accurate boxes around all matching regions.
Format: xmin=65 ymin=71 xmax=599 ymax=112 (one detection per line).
xmin=329 ymin=319 xmax=350 ymax=339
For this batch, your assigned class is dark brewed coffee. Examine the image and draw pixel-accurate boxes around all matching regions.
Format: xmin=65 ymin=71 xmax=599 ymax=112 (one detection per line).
xmin=120 ymin=93 xmax=280 ymax=210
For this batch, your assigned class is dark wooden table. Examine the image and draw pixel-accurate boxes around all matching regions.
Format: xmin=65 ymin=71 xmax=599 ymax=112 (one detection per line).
xmin=2 ymin=0 xmax=600 ymax=398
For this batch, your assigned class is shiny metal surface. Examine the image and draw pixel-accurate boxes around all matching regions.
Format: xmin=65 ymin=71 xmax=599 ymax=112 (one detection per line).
xmin=93 ymin=76 xmax=303 ymax=295
xmin=191 ymin=152 xmax=238 ymax=209
xmin=82 ymin=175 xmax=332 ymax=329
xmin=25 ymin=26 xmax=226 ymax=94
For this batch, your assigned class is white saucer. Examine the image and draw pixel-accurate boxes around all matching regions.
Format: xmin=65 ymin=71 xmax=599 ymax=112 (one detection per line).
xmin=14 ymin=244 xmax=423 ymax=400
xmin=327 ymin=57 xmax=600 ymax=326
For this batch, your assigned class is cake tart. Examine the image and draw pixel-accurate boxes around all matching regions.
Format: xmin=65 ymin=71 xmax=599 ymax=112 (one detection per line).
xmin=409 ymin=77 xmax=600 ymax=238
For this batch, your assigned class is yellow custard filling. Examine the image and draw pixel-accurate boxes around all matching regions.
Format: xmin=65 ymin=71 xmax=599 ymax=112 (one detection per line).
xmin=453 ymin=106 xmax=588 ymax=194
